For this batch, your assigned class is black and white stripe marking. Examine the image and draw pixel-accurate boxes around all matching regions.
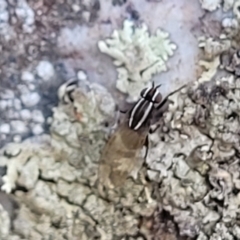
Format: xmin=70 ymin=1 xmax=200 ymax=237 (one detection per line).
xmin=128 ymin=83 xmax=188 ymax=131
xmin=129 ymin=85 xmax=161 ymax=130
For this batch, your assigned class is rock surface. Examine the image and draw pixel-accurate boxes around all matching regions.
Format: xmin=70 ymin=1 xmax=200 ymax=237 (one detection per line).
xmin=0 ymin=0 xmax=239 ymax=239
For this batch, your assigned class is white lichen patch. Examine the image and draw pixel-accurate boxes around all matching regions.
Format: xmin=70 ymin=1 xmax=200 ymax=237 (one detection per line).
xmin=15 ymin=0 xmax=35 ymax=33
xmin=98 ymin=19 xmax=176 ymax=102
xmin=0 ymin=0 xmax=15 ymax=40
xmin=36 ymin=61 xmax=55 ymax=81
xmin=198 ymin=36 xmax=231 ymax=60
xmin=0 ymin=203 xmax=10 ymax=239
xmin=145 ymin=42 xmax=240 ymax=238
xmin=223 ymin=0 xmax=235 ymax=11
xmin=197 ymin=57 xmax=220 ymax=83
xmin=0 ymin=77 xmax=156 ymax=239
xmin=233 ymin=0 xmax=240 ymax=20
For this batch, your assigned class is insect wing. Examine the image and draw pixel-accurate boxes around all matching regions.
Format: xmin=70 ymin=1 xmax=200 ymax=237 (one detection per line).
xmin=98 ymin=124 xmax=146 ymax=188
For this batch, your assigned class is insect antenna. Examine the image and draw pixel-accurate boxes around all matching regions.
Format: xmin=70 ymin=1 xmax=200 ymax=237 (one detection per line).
xmin=156 ymin=84 xmax=187 ymax=110
xmin=143 ymin=135 xmax=149 ymax=159
xmin=151 ymin=81 xmax=155 ymax=88
xmin=149 ymin=124 xmax=161 ymax=134
xmin=155 ymin=84 xmax=162 ymax=90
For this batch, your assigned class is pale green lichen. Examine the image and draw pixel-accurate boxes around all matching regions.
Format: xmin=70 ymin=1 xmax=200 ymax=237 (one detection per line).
xmin=98 ymin=19 xmax=176 ymax=102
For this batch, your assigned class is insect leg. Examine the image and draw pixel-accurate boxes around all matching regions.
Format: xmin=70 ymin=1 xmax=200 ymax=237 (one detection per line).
xmin=139 ymin=171 xmax=153 ymax=204
xmin=143 ymin=135 xmax=149 ymax=159
xmin=129 ymin=135 xmax=150 ymax=180
xmin=155 ymin=84 xmax=187 ymax=110
xmin=129 ymin=156 xmax=145 ymax=181
xmin=109 ymin=105 xmax=124 ymax=133
xmin=149 ymin=124 xmax=161 ymax=134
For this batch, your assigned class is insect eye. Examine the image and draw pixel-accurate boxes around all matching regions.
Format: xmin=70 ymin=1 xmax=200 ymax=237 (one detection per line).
xmin=154 ymin=92 xmax=162 ymax=103
xmin=140 ymin=88 xmax=148 ymax=98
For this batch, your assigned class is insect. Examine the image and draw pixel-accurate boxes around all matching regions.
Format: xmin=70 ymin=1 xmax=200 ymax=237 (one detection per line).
xmin=98 ymin=82 xmax=164 ymax=190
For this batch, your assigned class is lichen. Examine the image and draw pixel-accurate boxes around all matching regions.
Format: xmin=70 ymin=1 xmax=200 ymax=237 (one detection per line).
xmin=2 ymin=4 xmax=240 ymax=239
xmin=3 ymin=53 xmax=240 ymax=239
xmin=144 ymin=40 xmax=240 ymax=238
xmin=98 ymin=19 xmax=176 ymax=102
xmin=0 ymin=76 xmax=157 ymax=239
xmin=198 ymin=36 xmax=231 ymax=60
xmin=223 ymin=0 xmax=235 ymax=12
xmin=0 ymin=203 xmax=10 ymax=239
xmin=233 ymin=0 xmax=240 ymax=20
